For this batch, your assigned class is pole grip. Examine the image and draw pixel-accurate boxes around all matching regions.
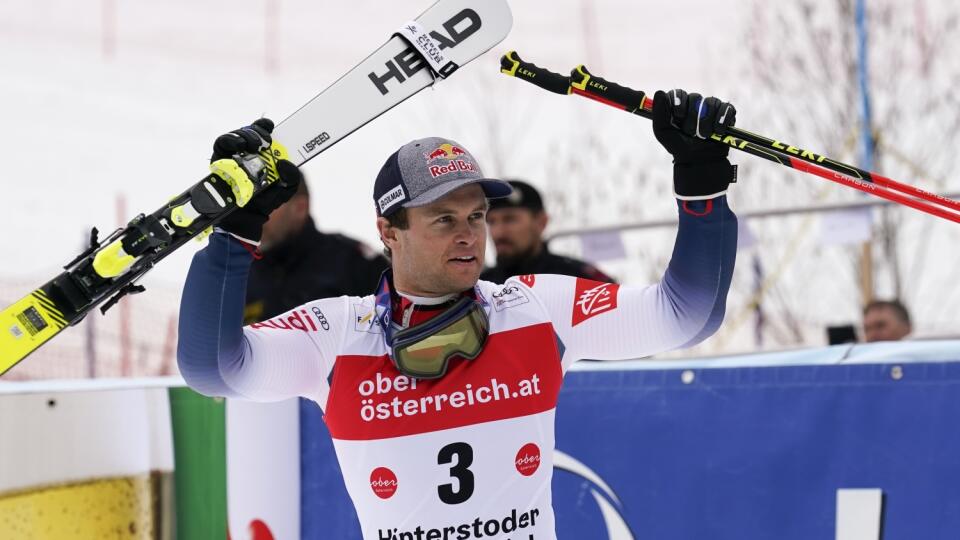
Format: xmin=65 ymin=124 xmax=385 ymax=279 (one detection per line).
xmin=500 ymin=51 xmax=571 ymax=95
xmin=569 ymin=65 xmax=651 ymax=116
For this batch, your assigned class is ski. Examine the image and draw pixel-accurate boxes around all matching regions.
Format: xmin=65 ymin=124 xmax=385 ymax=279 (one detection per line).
xmin=0 ymin=0 xmax=513 ymax=376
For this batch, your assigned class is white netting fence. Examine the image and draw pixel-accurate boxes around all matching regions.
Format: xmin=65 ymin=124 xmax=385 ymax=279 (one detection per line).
xmin=1 ymin=277 xmax=180 ymax=381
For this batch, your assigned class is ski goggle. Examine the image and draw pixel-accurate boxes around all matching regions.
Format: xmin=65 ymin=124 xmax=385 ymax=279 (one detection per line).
xmin=390 ymin=296 xmax=489 ymax=379
xmin=374 ymin=273 xmax=490 ymax=380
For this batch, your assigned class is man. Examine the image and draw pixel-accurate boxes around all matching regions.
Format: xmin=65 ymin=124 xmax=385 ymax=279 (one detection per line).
xmin=481 ymin=179 xmax=614 ymax=283
xmin=178 ymin=89 xmax=739 ymax=539
xmin=243 ymin=178 xmax=388 ymax=324
xmin=862 ymin=299 xmax=912 ymax=342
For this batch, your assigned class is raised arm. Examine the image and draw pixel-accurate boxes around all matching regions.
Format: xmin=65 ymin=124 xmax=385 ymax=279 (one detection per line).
xmin=176 ymin=119 xmax=340 ymax=404
xmin=526 ymin=88 xmax=740 ymax=369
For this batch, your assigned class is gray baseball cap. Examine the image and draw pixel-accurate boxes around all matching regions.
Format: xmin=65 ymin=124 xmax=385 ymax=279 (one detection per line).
xmin=373 ymin=137 xmax=513 ymax=217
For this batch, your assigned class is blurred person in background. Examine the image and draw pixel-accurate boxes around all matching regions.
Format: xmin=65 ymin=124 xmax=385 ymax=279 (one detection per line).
xmin=862 ymin=299 xmax=912 ymax=343
xmin=481 ymin=179 xmax=614 ymax=283
xmin=243 ymin=178 xmax=388 ymax=324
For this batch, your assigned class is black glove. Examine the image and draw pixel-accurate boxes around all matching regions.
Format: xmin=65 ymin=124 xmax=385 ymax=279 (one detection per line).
xmin=212 ymin=118 xmax=302 ymax=243
xmin=652 ymin=89 xmax=737 ymax=200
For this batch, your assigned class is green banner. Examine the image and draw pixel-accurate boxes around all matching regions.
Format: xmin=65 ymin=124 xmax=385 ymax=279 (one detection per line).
xmin=169 ymin=387 xmax=227 ymax=540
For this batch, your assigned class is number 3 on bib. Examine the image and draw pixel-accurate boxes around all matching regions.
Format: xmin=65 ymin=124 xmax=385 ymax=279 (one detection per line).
xmin=438 ymin=442 xmax=474 ymax=504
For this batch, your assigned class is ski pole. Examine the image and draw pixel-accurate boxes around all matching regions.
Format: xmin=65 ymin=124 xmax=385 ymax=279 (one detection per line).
xmin=499 ymin=51 xmax=960 ymax=224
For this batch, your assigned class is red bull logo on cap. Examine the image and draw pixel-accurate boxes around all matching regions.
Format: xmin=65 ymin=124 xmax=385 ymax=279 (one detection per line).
xmin=424 ymin=143 xmax=476 ymax=178
xmin=423 ymin=143 xmax=477 ymax=178
xmin=424 ymin=143 xmax=468 ymax=162
xmin=428 ymin=159 xmax=477 ymax=178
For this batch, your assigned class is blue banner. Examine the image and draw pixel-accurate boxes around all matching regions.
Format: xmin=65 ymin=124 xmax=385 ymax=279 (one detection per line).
xmin=300 ymin=398 xmax=361 ymax=539
xmin=301 ymin=358 xmax=960 ymax=539
xmin=554 ymin=361 xmax=960 ymax=539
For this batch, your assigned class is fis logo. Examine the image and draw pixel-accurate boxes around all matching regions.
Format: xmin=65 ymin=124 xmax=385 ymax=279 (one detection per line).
xmin=424 ymin=143 xmax=467 ymax=162
xmin=353 ymin=304 xmax=383 ymax=334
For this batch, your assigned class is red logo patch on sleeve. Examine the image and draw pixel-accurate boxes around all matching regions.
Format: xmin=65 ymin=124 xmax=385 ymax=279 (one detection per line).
xmin=572 ymin=278 xmax=620 ymax=327
xmin=519 ymin=274 xmax=536 ymax=288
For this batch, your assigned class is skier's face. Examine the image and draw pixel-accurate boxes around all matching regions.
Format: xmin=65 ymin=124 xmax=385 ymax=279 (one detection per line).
xmin=382 ymin=184 xmax=488 ymax=296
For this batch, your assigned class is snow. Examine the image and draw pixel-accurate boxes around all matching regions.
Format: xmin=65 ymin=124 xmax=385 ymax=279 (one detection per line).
xmin=1 ymin=0 xmax=956 ymax=372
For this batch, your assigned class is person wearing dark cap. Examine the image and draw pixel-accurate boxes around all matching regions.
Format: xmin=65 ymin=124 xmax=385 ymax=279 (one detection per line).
xmin=481 ymin=179 xmax=614 ymax=283
xmin=178 ymin=87 xmax=739 ymax=540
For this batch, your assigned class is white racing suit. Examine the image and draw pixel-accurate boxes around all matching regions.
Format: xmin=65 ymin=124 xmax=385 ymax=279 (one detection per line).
xmin=178 ymin=197 xmax=737 ymax=540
